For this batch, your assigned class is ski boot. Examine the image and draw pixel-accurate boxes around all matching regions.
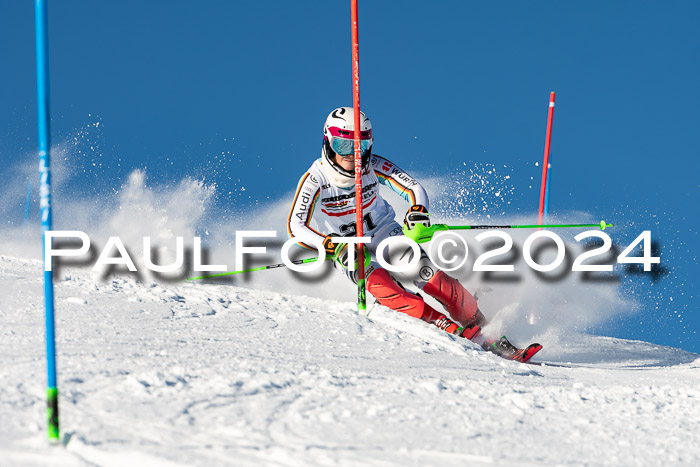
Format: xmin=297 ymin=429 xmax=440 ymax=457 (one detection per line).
xmin=485 ymin=336 xmax=542 ymax=363
xmin=432 ymin=315 xmax=482 ymax=340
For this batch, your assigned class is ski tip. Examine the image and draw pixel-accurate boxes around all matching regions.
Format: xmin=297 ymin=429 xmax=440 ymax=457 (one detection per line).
xmin=514 ymin=343 xmax=543 ymax=363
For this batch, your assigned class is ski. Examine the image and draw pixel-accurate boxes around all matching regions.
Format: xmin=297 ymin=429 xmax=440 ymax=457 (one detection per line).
xmin=382 ymin=303 xmax=543 ymax=363
xmin=511 ymin=343 xmax=543 ymax=363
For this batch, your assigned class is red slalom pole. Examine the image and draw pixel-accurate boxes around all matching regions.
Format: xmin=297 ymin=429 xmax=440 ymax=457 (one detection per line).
xmin=538 ymin=92 xmax=556 ymax=224
xmin=531 ymin=92 xmax=556 ymax=326
xmin=351 ymin=0 xmax=366 ymax=313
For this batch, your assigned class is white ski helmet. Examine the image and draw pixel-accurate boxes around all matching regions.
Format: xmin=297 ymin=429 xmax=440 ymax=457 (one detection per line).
xmin=321 ymin=107 xmax=373 ymax=187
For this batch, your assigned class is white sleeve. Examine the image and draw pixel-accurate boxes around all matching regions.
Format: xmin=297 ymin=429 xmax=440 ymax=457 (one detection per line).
xmin=371 ymin=154 xmax=429 ymax=210
xmin=287 ymin=172 xmax=325 ymax=250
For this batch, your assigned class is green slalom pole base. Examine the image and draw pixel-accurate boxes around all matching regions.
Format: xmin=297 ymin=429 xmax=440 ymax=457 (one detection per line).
xmin=47 ymin=387 xmax=59 ymax=443
xmin=357 ymin=277 xmax=366 ymax=314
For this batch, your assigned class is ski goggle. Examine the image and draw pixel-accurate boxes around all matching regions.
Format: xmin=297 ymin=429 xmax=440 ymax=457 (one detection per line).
xmin=327 ymin=126 xmax=373 ymax=156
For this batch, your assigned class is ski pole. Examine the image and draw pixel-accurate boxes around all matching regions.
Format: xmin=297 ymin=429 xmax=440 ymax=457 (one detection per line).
xmin=446 ymin=220 xmax=612 ymax=231
xmin=187 ymin=256 xmax=328 ymax=281
xmin=404 ymin=220 xmax=613 ymax=243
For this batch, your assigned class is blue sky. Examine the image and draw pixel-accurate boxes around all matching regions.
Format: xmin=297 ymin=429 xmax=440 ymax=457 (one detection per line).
xmin=1 ymin=1 xmax=698 ymax=351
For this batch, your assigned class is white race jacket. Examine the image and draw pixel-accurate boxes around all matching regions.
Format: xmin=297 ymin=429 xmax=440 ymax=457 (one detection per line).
xmin=287 ymin=154 xmax=429 ymax=250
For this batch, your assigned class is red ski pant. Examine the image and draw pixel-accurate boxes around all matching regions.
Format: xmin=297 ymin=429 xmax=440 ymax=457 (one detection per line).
xmin=366 ymin=268 xmax=449 ymax=325
xmin=423 ymin=270 xmax=480 ymax=326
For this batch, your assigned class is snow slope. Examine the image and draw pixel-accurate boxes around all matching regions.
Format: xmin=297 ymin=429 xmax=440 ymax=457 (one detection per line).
xmin=1 ymin=255 xmax=699 ymax=467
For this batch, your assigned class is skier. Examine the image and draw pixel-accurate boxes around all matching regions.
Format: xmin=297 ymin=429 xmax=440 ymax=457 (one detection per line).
xmin=287 ymin=107 xmax=539 ymax=362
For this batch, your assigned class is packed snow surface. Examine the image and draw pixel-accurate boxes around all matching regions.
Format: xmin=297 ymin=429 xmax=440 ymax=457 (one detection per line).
xmin=1 ymin=255 xmax=699 ymax=466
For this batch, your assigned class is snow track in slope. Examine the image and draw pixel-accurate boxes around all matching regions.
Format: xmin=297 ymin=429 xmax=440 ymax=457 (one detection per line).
xmin=1 ymin=255 xmax=698 ymax=466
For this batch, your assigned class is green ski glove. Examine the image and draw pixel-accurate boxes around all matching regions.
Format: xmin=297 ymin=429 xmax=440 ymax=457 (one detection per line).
xmin=402 ymin=223 xmax=449 ymax=244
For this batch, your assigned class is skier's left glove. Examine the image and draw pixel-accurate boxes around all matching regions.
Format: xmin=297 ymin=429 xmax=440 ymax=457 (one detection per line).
xmin=403 ymin=205 xmax=448 ymax=243
xmin=404 ymin=205 xmax=430 ymax=230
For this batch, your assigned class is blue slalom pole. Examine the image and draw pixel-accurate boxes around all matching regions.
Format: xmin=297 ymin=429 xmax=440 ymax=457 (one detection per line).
xmin=35 ymin=0 xmax=59 ymax=443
